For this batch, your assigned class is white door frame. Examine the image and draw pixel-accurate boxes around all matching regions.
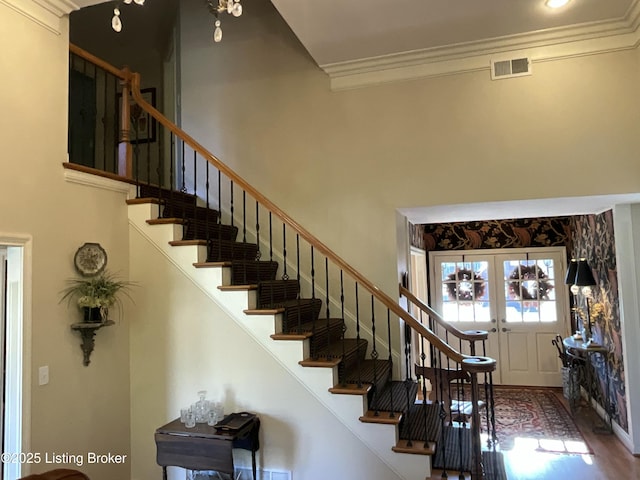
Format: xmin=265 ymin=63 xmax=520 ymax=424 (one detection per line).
xmin=0 ymin=235 xmax=32 ymax=479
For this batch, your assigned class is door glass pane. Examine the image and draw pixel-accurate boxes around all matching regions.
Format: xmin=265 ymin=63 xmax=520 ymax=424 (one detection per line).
xmin=503 ymin=259 xmax=557 ymax=323
xmin=441 ymin=261 xmax=490 ymax=323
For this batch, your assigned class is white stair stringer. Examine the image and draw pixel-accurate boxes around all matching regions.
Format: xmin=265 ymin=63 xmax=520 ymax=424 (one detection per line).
xmin=128 ymin=203 xmax=431 ymax=480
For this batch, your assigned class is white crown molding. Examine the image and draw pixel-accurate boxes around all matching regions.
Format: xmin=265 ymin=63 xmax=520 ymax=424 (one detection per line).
xmin=0 ymin=0 xmax=79 ymax=35
xmin=322 ymin=0 xmax=640 ymax=90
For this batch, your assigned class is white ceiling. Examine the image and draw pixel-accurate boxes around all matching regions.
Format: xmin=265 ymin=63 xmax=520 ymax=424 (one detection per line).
xmin=270 ymin=0 xmax=636 ymax=66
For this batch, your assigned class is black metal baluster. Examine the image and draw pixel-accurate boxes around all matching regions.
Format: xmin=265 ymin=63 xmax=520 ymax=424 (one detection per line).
xmin=268 ymin=213 xmax=273 ymax=262
xmin=354 ymin=283 xmax=362 ymax=389
xmin=296 ymin=234 xmax=302 ymax=332
xmin=282 ymin=225 xmax=288 ymax=280
xmin=404 ymin=321 xmax=413 ymax=447
xmin=180 ymin=140 xmax=186 ymax=193
xmin=324 ymin=259 xmax=331 ymax=357
xmin=215 ymin=170 xmax=222 ymax=262
xmin=387 ymin=309 xmax=394 ymax=419
xmin=205 ymin=161 xmax=211 ymax=256
xmin=371 ymin=296 xmax=379 ymax=416
xmin=101 ymin=66 xmax=107 ymax=172
xmin=112 ymin=74 xmax=119 ymax=176
xmin=242 ymin=191 xmax=247 ymax=243
xmin=418 ymin=328 xmax=429 ymax=448
xmin=255 ymin=202 xmax=260 ymax=260
xmin=339 ymin=271 xmax=346 ymax=386
xmin=146 ymin=116 xmax=152 ymax=184
xmin=436 ymin=351 xmax=448 ymax=479
xmin=192 ymin=150 xmax=197 ymax=196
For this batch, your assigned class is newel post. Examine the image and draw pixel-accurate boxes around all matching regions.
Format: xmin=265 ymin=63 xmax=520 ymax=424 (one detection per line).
xmin=118 ymin=67 xmax=132 ymax=178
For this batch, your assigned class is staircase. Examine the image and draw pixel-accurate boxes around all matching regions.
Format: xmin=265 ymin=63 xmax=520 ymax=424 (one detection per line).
xmin=69 ymin=44 xmax=501 ymax=480
xmin=127 ymin=186 xmax=504 ymax=480
xmin=127 ymin=188 xmax=433 ymax=479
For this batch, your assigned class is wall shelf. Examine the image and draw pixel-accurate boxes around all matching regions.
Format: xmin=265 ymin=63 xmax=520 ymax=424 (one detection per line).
xmin=70 ymin=320 xmax=114 ymax=366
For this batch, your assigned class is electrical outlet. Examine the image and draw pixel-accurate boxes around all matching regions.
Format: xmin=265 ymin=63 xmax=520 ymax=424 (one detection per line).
xmin=38 ymin=366 xmax=49 ymax=386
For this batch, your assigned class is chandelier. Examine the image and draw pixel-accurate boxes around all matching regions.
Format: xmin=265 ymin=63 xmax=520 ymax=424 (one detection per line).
xmin=110 ymin=0 xmax=243 ymax=43
xmin=206 ymin=0 xmax=243 ymax=42
xmin=111 ymin=0 xmax=144 ymax=33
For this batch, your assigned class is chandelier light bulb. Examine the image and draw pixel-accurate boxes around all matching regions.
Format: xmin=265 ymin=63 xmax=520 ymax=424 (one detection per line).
xmin=134 ymin=0 xmax=145 ymax=5
xmin=112 ymin=8 xmax=122 ymax=32
xmin=226 ymin=0 xmax=234 ymax=14
xmin=124 ymin=0 xmax=132 ymax=4
xmin=232 ymin=1 xmax=242 ymax=17
xmin=214 ymin=20 xmax=223 ymax=42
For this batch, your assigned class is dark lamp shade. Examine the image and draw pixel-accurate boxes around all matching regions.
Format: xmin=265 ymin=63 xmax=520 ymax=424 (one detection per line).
xmin=565 ymin=259 xmax=578 ymax=285
xmin=574 ymin=259 xmax=597 ymax=286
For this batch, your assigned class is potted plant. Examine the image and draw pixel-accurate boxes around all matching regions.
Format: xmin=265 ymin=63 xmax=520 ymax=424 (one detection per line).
xmin=60 ymin=271 xmax=135 ymax=323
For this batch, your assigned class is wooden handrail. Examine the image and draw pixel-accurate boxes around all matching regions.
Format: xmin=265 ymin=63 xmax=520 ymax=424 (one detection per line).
xmin=399 ymin=285 xmax=489 ymax=342
xmin=69 ymin=43 xmax=131 ymax=80
xmin=128 ymin=72 xmax=496 ymax=374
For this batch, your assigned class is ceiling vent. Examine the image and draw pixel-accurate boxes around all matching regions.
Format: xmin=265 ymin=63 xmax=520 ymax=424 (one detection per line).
xmin=490 ymin=57 xmax=532 ymax=80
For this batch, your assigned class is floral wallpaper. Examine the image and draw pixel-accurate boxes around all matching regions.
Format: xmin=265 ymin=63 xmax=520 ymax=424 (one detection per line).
xmin=569 ymin=210 xmax=626 ymax=432
xmin=410 ymin=212 xmax=627 ymax=432
xmin=411 ymin=217 xmax=571 ymax=251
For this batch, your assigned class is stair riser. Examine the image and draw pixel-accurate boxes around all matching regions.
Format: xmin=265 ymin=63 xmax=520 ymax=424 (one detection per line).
xmin=338 ymin=341 xmax=369 ymax=382
xmin=163 ymin=204 xmax=220 ymax=223
xmin=207 ymin=241 xmax=259 ymax=262
xmin=138 ymin=186 xmax=197 ymax=206
xmin=257 ymin=280 xmax=300 ymax=307
xmin=230 ymin=261 xmax=278 ymax=284
xmin=308 ymin=322 xmax=345 ymax=357
xmin=184 ymin=223 xmax=238 ymax=242
xmin=281 ymin=299 xmax=323 ymax=331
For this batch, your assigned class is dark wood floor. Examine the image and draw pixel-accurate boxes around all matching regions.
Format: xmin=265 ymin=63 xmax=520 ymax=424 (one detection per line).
xmin=431 ymin=388 xmax=640 ymax=480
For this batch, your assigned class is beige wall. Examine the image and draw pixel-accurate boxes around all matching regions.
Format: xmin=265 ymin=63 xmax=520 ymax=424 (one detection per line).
xmin=0 ymin=4 xmax=130 ymax=479
xmin=178 ymin=0 xmax=640 ymax=306
xmin=128 ymin=227 xmax=403 ymax=480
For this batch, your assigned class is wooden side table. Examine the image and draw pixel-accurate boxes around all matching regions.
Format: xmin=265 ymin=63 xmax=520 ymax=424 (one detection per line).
xmin=155 ymin=413 xmax=260 ymax=480
xmin=562 ymin=336 xmax=613 ymax=433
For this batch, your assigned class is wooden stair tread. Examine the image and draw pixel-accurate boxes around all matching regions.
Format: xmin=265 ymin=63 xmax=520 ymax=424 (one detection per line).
xmin=359 ymin=410 xmax=403 ymax=425
xmin=127 ymin=197 xmax=160 ymax=205
xmin=329 ymin=383 xmax=371 ymax=395
xmin=147 ymin=217 xmax=188 ymax=225
xmin=270 ymin=332 xmax=312 ymax=341
xmin=218 ymin=284 xmax=258 ymax=291
xmin=194 ymin=261 xmax=232 ymax=268
xmin=299 ymin=358 xmax=341 ymax=368
xmin=244 ymin=308 xmax=284 ymax=315
xmin=170 ymin=240 xmax=207 ymax=246
xmin=392 ymin=439 xmax=436 ymax=456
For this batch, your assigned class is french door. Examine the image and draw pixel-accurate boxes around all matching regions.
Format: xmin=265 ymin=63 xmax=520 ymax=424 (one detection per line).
xmin=429 ymin=247 xmax=568 ymax=386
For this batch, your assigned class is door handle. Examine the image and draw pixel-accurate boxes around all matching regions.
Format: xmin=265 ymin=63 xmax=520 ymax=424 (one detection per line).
xmin=490 ymin=328 xmax=497 ymax=333
xmin=502 ymin=327 xmax=511 ymax=332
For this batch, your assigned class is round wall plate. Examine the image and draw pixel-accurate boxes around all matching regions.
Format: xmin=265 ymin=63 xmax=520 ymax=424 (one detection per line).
xmin=74 ymin=242 xmax=107 ymax=276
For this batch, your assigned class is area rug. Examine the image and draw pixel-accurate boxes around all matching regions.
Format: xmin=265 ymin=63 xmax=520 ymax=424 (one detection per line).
xmin=486 ymin=387 xmax=591 ymax=454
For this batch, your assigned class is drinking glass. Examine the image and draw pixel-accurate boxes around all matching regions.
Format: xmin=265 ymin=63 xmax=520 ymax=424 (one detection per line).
xmin=185 ymin=411 xmax=196 ymax=428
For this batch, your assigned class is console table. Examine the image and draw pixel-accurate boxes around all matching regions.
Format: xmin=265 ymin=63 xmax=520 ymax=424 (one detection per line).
xmin=562 ymin=336 xmax=613 ymax=433
xmin=155 ymin=413 xmax=260 ymax=480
